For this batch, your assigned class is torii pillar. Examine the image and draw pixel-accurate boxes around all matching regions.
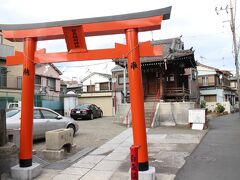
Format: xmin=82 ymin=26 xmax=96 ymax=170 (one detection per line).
xmin=20 ymin=37 xmax=36 ymax=167
xmin=1 ymin=7 xmax=171 ymax=179
xmin=126 ymin=28 xmax=149 ymax=170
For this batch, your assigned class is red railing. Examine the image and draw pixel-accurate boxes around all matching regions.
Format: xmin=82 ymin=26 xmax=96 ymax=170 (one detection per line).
xmin=149 ymin=89 xmax=160 ymax=128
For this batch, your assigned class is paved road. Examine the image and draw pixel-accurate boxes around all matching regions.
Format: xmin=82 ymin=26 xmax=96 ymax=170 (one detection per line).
xmin=176 ymin=113 xmax=240 ymax=180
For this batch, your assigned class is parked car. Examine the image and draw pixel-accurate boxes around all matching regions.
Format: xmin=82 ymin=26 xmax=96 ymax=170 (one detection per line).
xmin=70 ymin=104 xmax=103 ymax=120
xmin=6 ymin=107 xmax=79 ymax=139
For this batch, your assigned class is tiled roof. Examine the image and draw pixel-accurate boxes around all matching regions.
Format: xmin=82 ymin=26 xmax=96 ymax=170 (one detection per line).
xmin=113 ymin=37 xmax=196 ymax=68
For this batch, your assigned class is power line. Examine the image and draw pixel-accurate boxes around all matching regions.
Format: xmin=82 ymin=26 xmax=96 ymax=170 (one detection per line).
xmin=55 ymin=61 xmax=113 ymax=68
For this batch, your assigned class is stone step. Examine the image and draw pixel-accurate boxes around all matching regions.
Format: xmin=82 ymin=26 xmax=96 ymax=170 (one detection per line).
xmin=144 ymin=96 xmax=156 ymax=102
xmin=160 ymin=121 xmax=176 ymax=126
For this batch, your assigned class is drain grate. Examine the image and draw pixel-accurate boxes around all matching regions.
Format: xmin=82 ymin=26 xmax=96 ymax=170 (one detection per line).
xmin=33 ymin=155 xmax=50 ymax=167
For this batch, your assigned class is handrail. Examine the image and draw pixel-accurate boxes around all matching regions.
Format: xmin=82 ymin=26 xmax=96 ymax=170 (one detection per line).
xmin=149 ymin=89 xmax=161 ymax=128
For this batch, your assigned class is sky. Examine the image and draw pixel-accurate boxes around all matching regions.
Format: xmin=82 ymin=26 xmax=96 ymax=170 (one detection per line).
xmin=0 ymin=0 xmax=239 ymax=81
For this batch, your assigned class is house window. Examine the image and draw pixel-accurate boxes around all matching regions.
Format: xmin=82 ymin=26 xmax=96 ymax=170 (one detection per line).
xmin=118 ymin=75 xmax=129 ymax=84
xmin=87 ymin=85 xmax=95 ymax=92
xmin=100 ymin=82 xmax=109 ymax=91
xmin=47 ymin=78 xmax=56 ymax=91
xmin=230 ymin=81 xmax=236 ymax=88
xmin=0 ymin=67 xmax=7 ymax=87
xmin=17 ymin=76 xmax=22 ymax=89
xmin=166 ymin=75 xmax=175 ymax=82
xmin=208 ymin=76 xmax=215 ymax=85
xmin=35 ymin=75 xmax=41 ymax=85
xmin=202 ymin=76 xmax=208 ymax=86
xmin=204 ymin=95 xmax=216 ymax=102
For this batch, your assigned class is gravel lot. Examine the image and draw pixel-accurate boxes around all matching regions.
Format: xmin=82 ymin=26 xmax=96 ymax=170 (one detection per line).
xmin=33 ymin=116 xmax=127 ymax=152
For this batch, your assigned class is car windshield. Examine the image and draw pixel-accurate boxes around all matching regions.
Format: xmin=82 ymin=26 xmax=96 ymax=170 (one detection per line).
xmin=75 ymin=104 xmax=90 ymax=109
xmin=6 ymin=109 xmax=20 ymax=118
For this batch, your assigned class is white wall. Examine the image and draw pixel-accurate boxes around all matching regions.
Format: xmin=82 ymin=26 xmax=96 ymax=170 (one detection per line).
xmin=197 ymin=65 xmax=216 ymax=76
xmin=82 ymin=74 xmax=109 ymax=86
xmin=64 ymin=96 xmax=78 ymax=116
xmin=206 ymin=102 xmax=231 ymax=113
xmin=82 ymin=74 xmax=110 ymax=92
xmin=78 ymin=92 xmax=113 ymax=116
xmin=158 ymin=102 xmax=196 ymax=125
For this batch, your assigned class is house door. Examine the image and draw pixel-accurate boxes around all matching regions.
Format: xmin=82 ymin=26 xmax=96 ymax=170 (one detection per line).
xmin=147 ymin=73 xmax=160 ymax=95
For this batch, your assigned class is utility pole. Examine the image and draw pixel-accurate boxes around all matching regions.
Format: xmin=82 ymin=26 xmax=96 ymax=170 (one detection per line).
xmin=216 ymin=0 xmax=240 ymax=114
xmin=229 ymin=0 xmax=240 ymax=115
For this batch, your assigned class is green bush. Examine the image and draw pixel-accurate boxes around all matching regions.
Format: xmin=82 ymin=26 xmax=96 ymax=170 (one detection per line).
xmin=215 ymin=103 xmax=225 ymax=113
xmin=200 ymin=100 xmax=206 ymax=109
xmin=207 ymin=110 xmax=212 ymax=113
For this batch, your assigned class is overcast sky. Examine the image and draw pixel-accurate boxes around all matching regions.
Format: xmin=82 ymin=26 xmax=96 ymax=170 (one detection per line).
xmin=0 ymin=0 xmax=239 ymax=81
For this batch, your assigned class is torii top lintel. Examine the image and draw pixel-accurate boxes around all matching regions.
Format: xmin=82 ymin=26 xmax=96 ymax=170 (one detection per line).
xmin=1 ymin=7 xmax=171 ymax=65
xmin=1 ymin=7 xmax=171 ymax=41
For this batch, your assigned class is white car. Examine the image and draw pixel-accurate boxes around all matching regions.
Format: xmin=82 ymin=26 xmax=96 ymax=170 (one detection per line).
xmin=6 ymin=107 xmax=79 ymax=140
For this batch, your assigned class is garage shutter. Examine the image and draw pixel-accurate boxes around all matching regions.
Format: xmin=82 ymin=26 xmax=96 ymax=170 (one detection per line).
xmin=204 ymin=95 xmax=216 ymax=102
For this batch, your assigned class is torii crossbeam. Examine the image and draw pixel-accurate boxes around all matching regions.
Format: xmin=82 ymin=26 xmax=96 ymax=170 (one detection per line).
xmin=1 ymin=7 xmax=171 ymax=171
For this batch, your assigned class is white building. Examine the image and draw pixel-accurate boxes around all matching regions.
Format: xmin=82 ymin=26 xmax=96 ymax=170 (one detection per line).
xmin=79 ymin=72 xmax=113 ymax=116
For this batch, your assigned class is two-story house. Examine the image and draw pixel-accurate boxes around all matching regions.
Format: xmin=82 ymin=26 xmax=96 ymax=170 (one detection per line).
xmin=35 ymin=63 xmax=62 ymax=97
xmin=81 ymin=72 xmax=112 ymax=92
xmin=197 ymin=63 xmax=236 ymax=112
xmin=197 ymin=63 xmax=235 ymax=103
xmin=75 ymin=72 xmax=113 ymax=116
xmin=0 ymin=32 xmax=63 ymax=111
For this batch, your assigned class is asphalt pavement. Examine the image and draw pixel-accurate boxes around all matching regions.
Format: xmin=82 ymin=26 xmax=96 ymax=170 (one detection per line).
xmin=176 ymin=113 xmax=240 ymax=180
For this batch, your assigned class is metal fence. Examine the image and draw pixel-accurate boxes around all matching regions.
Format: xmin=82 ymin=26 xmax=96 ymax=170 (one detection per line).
xmin=0 ymin=91 xmax=64 ymax=115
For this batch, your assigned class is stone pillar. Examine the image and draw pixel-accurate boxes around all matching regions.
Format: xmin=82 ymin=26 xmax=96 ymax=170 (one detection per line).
xmin=64 ymin=91 xmax=78 ymax=116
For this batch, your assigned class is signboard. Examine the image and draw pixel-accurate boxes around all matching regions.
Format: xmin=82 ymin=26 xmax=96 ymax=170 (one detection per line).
xmin=188 ymin=109 xmax=206 ymax=124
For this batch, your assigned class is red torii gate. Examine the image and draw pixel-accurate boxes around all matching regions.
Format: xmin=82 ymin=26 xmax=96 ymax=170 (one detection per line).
xmin=1 ymin=7 xmax=171 ymax=171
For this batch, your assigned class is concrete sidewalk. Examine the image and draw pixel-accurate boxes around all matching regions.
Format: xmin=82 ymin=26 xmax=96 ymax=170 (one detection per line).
xmin=34 ymin=125 xmax=207 ymax=180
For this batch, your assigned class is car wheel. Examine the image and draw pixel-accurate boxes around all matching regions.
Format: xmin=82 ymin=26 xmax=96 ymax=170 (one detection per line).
xmin=67 ymin=124 xmax=76 ymax=136
xmin=100 ymin=112 xmax=103 ymax=118
xmin=90 ymin=113 xmax=94 ymax=120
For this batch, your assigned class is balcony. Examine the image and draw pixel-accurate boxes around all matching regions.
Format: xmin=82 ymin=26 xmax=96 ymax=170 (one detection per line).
xmin=0 ymin=75 xmax=47 ymax=95
xmin=0 ymin=44 xmax=14 ymax=59
xmin=35 ymin=84 xmax=48 ymax=95
xmin=164 ymin=87 xmax=190 ymax=97
xmin=198 ymin=82 xmax=216 ymax=87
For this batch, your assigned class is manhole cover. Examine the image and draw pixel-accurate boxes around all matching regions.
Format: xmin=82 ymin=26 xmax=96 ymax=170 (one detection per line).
xmin=193 ymin=155 xmax=216 ymax=162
